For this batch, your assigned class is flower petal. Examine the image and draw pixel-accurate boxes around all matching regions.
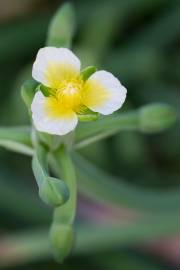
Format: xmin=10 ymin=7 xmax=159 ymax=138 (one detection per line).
xmin=32 ymin=47 xmax=81 ymax=88
xmin=31 ymin=91 xmax=78 ymax=135
xmin=83 ymin=71 xmax=127 ymax=115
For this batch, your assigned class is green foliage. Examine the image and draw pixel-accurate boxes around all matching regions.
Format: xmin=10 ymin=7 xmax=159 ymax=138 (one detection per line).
xmin=75 ymin=104 xmax=176 ymax=148
xmin=46 ymin=3 xmax=75 ymax=48
xmin=0 ymin=0 xmax=180 ymax=269
xmin=0 ymin=126 xmax=33 ymax=155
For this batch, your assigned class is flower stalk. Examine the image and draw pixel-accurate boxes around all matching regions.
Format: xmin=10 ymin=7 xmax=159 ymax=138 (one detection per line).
xmin=50 ymin=145 xmax=77 ymax=261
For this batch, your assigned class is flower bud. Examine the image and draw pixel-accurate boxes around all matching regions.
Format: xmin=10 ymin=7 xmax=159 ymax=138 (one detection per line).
xmin=139 ymin=103 xmax=176 ymax=133
xmin=39 ymin=177 xmax=69 ymax=207
xmin=50 ymin=223 xmax=74 ymax=262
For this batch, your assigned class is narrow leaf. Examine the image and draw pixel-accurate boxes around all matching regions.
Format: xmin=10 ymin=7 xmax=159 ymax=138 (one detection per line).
xmin=47 ymin=3 xmax=75 ymax=48
xmin=73 ymin=152 xmax=180 ymax=213
xmin=0 ymin=126 xmax=33 ymax=155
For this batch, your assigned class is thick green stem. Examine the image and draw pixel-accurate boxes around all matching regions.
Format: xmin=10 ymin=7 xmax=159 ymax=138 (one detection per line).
xmin=53 ymin=146 xmax=77 ymax=224
xmin=50 ymin=146 xmax=77 ymax=261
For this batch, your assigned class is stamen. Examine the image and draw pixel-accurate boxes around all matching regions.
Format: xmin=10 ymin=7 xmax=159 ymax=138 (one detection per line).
xmin=55 ymin=78 xmax=84 ymax=110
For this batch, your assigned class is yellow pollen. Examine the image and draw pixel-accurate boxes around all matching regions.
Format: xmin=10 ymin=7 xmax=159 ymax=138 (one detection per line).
xmin=55 ymin=78 xmax=83 ymax=110
xmin=44 ymin=76 xmax=85 ymax=118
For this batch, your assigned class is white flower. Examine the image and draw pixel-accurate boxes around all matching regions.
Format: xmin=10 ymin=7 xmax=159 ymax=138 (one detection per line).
xmin=31 ymin=47 xmax=127 ymax=135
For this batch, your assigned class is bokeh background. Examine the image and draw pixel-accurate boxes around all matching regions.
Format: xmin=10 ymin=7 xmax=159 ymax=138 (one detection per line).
xmin=0 ymin=0 xmax=180 ymax=269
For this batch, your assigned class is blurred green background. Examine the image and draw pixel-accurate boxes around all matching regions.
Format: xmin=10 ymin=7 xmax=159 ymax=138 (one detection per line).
xmin=0 ymin=0 xmax=180 ymax=269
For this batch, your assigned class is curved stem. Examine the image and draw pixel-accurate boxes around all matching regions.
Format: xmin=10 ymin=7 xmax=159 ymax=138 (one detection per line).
xmin=75 ymin=112 xmax=139 ymax=149
xmin=49 ymin=146 xmax=77 ymax=261
xmin=53 ymin=146 xmax=77 ymax=224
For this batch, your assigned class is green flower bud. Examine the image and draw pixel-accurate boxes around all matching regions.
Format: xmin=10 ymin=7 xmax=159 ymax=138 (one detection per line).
xmin=39 ymin=177 xmax=69 ymax=207
xmin=32 ymin=149 xmax=69 ymax=207
xmin=50 ymin=223 xmax=74 ymax=262
xmin=139 ymin=103 xmax=176 ymax=133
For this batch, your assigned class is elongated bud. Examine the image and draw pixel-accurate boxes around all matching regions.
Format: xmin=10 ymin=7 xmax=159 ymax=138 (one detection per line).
xmin=139 ymin=103 xmax=176 ymax=133
xmin=50 ymin=223 xmax=74 ymax=262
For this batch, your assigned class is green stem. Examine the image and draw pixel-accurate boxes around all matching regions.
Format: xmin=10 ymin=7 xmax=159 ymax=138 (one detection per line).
xmin=75 ymin=104 xmax=176 ymax=149
xmin=49 ymin=146 xmax=77 ymax=261
xmin=53 ymin=146 xmax=77 ymax=224
xmin=75 ymin=112 xmax=139 ymax=149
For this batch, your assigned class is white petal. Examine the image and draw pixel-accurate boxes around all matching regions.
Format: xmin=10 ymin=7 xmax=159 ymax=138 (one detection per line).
xmin=84 ymin=70 xmax=127 ymax=115
xmin=31 ymin=91 xmax=78 ymax=135
xmin=32 ymin=47 xmax=81 ymax=87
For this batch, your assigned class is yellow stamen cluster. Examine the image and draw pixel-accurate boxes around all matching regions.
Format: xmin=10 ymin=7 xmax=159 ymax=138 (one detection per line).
xmin=45 ymin=76 xmax=84 ymax=118
xmin=56 ymin=77 xmax=83 ymax=110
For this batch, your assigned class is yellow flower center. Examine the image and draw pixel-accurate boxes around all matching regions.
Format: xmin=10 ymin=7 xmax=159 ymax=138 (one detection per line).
xmin=56 ymin=78 xmax=83 ymax=110
xmin=44 ymin=76 xmax=84 ymax=118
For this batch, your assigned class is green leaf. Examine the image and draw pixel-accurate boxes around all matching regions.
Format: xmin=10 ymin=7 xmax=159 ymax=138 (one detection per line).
xmin=73 ymin=152 xmax=180 ymax=213
xmin=0 ymin=126 xmax=33 ymax=155
xmin=21 ymin=80 xmax=38 ymax=111
xmin=32 ymin=145 xmax=69 ymax=207
xmin=46 ymin=3 xmax=75 ymax=48
xmin=80 ymin=66 xmax=97 ymax=80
